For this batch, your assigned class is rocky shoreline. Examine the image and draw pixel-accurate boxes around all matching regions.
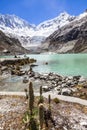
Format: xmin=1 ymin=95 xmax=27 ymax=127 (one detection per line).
xmin=0 ymin=56 xmax=87 ymax=99
xmin=0 ymin=57 xmax=36 ymax=66
xmin=27 ymin=71 xmax=87 ymax=99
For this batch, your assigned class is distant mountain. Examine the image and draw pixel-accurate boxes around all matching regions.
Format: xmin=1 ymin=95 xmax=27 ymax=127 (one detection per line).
xmin=0 ymin=12 xmax=75 ymax=48
xmin=42 ymin=11 xmax=87 ymax=53
xmin=1 ymin=11 xmax=87 ymax=53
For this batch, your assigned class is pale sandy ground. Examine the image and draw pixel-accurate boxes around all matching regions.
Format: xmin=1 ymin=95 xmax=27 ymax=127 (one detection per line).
xmin=0 ymin=91 xmax=87 ymax=130
xmin=0 ymin=91 xmax=87 ymax=106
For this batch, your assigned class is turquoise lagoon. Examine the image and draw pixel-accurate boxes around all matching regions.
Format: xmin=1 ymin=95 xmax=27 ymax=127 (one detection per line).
xmin=28 ymin=54 xmax=87 ymax=77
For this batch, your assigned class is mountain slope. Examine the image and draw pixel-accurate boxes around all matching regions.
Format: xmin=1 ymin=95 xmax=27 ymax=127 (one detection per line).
xmin=0 ymin=30 xmax=29 ymax=55
xmin=43 ymin=11 xmax=87 ymax=53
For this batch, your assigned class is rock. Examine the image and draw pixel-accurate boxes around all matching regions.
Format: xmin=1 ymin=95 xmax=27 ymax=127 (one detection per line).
xmin=57 ymin=81 xmax=62 ymax=85
xmin=42 ymin=86 xmax=50 ymax=92
xmin=61 ymin=83 xmax=67 ymax=88
xmin=61 ymin=88 xmax=72 ymax=96
xmin=40 ymin=75 xmax=47 ymax=80
xmin=83 ymin=84 xmax=87 ymax=88
xmin=58 ymin=77 xmax=62 ymax=81
xmin=51 ymin=81 xmax=56 ymax=84
xmin=30 ymin=64 xmax=38 ymax=67
xmin=66 ymin=81 xmax=72 ymax=86
xmin=68 ymin=76 xmax=73 ymax=80
xmin=73 ymin=75 xmax=81 ymax=80
xmin=45 ymin=62 xmax=48 ymax=65
xmin=79 ymin=76 xmax=86 ymax=83
xmin=34 ymin=72 xmax=40 ymax=79
xmin=17 ymin=71 xmax=25 ymax=76
xmin=1 ymin=66 xmax=8 ymax=71
xmin=48 ymin=76 xmax=55 ymax=80
xmin=23 ymin=76 xmax=29 ymax=83
xmin=73 ymin=81 xmax=78 ymax=85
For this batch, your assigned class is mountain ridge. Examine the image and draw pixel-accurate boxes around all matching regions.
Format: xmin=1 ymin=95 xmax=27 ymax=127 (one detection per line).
xmin=0 ymin=11 xmax=87 ymax=53
xmin=43 ymin=11 xmax=87 ymax=53
xmin=0 ymin=12 xmax=75 ymax=47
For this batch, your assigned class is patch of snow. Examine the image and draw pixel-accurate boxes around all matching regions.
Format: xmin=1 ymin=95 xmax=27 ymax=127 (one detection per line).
xmin=77 ymin=12 xmax=87 ymax=20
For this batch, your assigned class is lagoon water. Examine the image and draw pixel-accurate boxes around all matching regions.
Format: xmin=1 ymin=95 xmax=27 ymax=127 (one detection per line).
xmin=0 ymin=54 xmax=87 ymax=77
xmin=0 ymin=54 xmax=87 ymax=91
xmin=28 ymin=54 xmax=87 ymax=77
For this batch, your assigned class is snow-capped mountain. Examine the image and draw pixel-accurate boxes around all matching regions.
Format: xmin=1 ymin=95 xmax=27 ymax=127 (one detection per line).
xmin=0 ymin=12 xmax=75 ymax=48
xmin=0 ymin=14 xmax=35 ymax=29
xmin=44 ymin=11 xmax=87 ymax=53
xmin=36 ymin=12 xmax=75 ymax=35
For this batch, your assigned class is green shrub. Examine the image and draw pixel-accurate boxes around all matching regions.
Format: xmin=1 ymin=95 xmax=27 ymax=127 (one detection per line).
xmin=53 ymin=98 xmax=60 ymax=104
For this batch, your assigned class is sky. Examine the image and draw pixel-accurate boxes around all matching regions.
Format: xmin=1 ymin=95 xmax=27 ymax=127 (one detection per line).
xmin=0 ymin=0 xmax=87 ymax=25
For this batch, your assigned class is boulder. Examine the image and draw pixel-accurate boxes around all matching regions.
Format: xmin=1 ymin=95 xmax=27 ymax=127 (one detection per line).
xmin=23 ymin=76 xmax=29 ymax=83
xmin=61 ymin=88 xmax=72 ymax=96
xmin=79 ymin=76 xmax=86 ymax=83
xmin=42 ymin=86 xmax=50 ymax=92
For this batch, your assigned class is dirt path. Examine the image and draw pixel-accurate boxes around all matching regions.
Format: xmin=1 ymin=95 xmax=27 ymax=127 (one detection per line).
xmin=0 ymin=91 xmax=87 ymax=106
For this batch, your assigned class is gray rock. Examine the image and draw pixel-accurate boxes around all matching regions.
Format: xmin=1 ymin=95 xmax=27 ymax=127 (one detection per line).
xmin=61 ymin=88 xmax=72 ymax=96
xmin=42 ymin=86 xmax=50 ymax=92
xmin=79 ymin=76 xmax=86 ymax=83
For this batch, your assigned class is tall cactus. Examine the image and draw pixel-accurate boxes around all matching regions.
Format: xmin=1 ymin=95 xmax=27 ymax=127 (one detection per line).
xmin=40 ymin=86 xmax=42 ymax=96
xmin=48 ymin=94 xmax=51 ymax=110
xmin=39 ymin=103 xmax=44 ymax=130
xmin=29 ymin=81 xmax=34 ymax=115
xmin=38 ymin=86 xmax=44 ymax=104
xmin=29 ymin=117 xmax=38 ymax=130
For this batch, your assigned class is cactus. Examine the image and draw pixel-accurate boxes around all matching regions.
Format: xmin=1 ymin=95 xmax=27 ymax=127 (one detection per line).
xmin=44 ymin=109 xmax=55 ymax=128
xmin=29 ymin=81 xmax=34 ymax=115
xmin=48 ymin=94 xmax=51 ymax=110
xmin=40 ymin=86 xmax=42 ymax=96
xmin=23 ymin=82 xmax=55 ymax=129
xmin=38 ymin=86 xmax=44 ymax=104
xmin=29 ymin=117 xmax=38 ymax=130
xmin=23 ymin=112 xmax=38 ymax=130
xmin=39 ymin=104 xmax=44 ymax=130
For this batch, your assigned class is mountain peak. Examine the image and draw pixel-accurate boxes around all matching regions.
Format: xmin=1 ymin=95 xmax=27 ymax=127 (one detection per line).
xmin=0 ymin=13 xmax=35 ymax=29
xmin=58 ymin=11 xmax=70 ymax=17
xmin=36 ymin=11 xmax=75 ymax=32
